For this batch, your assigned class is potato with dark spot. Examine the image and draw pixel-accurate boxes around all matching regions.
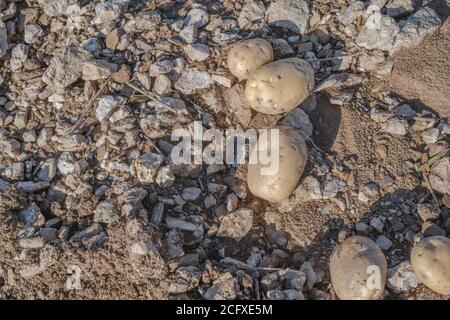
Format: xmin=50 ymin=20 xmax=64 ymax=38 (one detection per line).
xmin=247 ymin=126 xmax=308 ymax=202
xmin=227 ymin=38 xmax=274 ymax=80
xmin=245 ymin=58 xmax=315 ymax=115
xmin=330 ymin=236 xmax=387 ymax=300
xmin=411 ymin=236 xmax=450 ymax=295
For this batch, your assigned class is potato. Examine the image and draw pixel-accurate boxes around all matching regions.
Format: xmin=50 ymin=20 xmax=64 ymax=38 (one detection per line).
xmin=245 ymin=58 xmax=315 ymax=115
xmin=247 ymin=126 xmax=308 ymax=202
xmin=227 ymin=38 xmax=274 ymax=80
xmin=410 ymin=236 xmax=450 ymax=295
xmin=330 ymin=236 xmax=387 ymax=300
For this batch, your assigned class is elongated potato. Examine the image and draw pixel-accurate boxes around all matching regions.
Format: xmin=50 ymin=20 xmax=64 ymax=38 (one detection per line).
xmin=227 ymin=38 xmax=274 ymax=80
xmin=330 ymin=236 xmax=387 ymax=300
xmin=247 ymin=126 xmax=308 ymax=202
xmin=245 ymin=58 xmax=315 ymax=115
xmin=411 ymin=236 xmax=450 ymax=295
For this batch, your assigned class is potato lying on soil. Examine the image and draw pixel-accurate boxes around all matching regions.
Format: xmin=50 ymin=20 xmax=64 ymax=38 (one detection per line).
xmin=245 ymin=58 xmax=315 ymax=115
xmin=247 ymin=126 xmax=308 ymax=202
xmin=330 ymin=236 xmax=387 ymax=300
xmin=410 ymin=236 xmax=450 ymax=295
xmin=227 ymin=38 xmax=274 ymax=80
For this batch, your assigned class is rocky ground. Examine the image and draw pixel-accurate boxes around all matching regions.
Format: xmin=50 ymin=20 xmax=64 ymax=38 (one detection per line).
xmin=0 ymin=0 xmax=449 ymax=300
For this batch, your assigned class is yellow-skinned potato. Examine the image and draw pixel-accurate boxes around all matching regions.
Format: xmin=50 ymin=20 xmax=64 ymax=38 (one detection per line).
xmin=411 ymin=236 xmax=450 ymax=295
xmin=247 ymin=126 xmax=308 ymax=202
xmin=227 ymin=38 xmax=274 ymax=80
xmin=330 ymin=236 xmax=387 ymax=300
xmin=245 ymin=58 xmax=315 ymax=115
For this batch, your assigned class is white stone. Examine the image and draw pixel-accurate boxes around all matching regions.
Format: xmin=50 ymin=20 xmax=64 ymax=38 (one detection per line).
xmin=96 ymin=95 xmax=126 ymax=122
xmin=175 ymin=68 xmax=212 ymax=95
xmin=385 ymin=0 xmax=414 ymax=17
xmin=218 ymin=208 xmax=253 ymax=240
xmin=183 ymin=43 xmax=210 ymax=62
xmin=387 ymin=261 xmax=420 ymax=293
xmin=238 ymin=0 xmax=266 ymax=28
xmin=355 ymin=12 xmax=400 ymax=51
xmin=266 ymin=0 xmax=310 ymax=34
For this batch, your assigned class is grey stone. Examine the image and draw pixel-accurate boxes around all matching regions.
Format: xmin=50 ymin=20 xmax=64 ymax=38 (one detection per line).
xmin=82 ymin=60 xmax=118 ymax=81
xmin=393 ymin=104 xmax=416 ymax=119
xmin=204 ymin=276 xmax=239 ymax=300
xmin=387 ymin=261 xmax=420 ymax=293
xmin=169 ymin=266 xmax=202 ymax=294
xmin=272 ymin=38 xmax=294 ymax=58
xmin=179 ymin=25 xmax=198 ymax=44
xmin=385 ymin=0 xmax=414 ymax=17
xmin=356 ymin=12 xmax=400 ymax=51
xmin=135 ymin=10 xmax=161 ymax=30
xmin=92 ymin=0 xmax=129 ymax=25
xmin=18 ymin=203 xmax=45 ymax=228
xmin=155 ymin=165 xmax=175 ymax=188
xmin=57 ymin=152 xmax=76 ymax=175
xmin=300 ymin=261 xmax=317 ymax=290
xmin=358 ymin=50 xmax=386 ymax=71
xmin=338 ymin=1 xmax=366 ymax=25
xmin=184 ymin=8 xmax=209 ymax=28
xmin=238 ymin=0 xmax=266 ymax=28
xmin=266 ymin=0 xmax=310 ymax=34
xmin=279 ymin=108 xmax=313 ymax=138
xmin=181 ymin=187 xmax=202 ymax=201
xmin=421 ymin=128 xmax=439 ymax=144
xmin=376 ymin=235 xmax=393 ymax=250
xmin=392 ymin=7 xmax=441 ymax=53
xmin=370 ymin=216 xmax=384 ymax=233
xmin=322 ymin=176 xmax=346 ymax=199
xmin=218 ymin=208 xmax=253 ymax=240
xmin=24 ymin=24 xmax=43 ymax=44
xmin=42 ymin=47 xmax=92 ymax=90
xmin=183 ymin=43 xmax=210 ymax=62
xmin=422 ymin=221 xmax=446 ymax=237
xmin=96 ymin=95 xmax=126 ymax=122
xmin=222 ymin=83 xmax=252 ymax=127
xmin=0 ymin=21 xmax=8 ymax=58
xmin=37 ymin=0 xmax=69 ymax=17
xmin=10 ymin=44 xmax=29 ymax=72
xmin=149 ymin=59 xmax=173 ymax=77
xmin=429 ymin=157 xmax=450 ymax=195
xmin=267 ymin=289 xmax=305 ymax=300
xmin=175 ymin=68 xmax=212 ymax=94
xmin=380 ymin=118 xmax=409 ymax=135
xmin=1 ymin=162 xmax=24 ymax=181
xmin=17 ymin=181 xmax=50 ymax=193
xmin=94 ymin=200 xmax=119 ymax=225
xmin=165 ymin=229 xmax=184 ymax=259
xmin=356 ymin=222 xmax=371 ymax=234
xmin=135 ymin=153 xmax=165 ymax=185
xmin=358 ymin=182 xmax=380 ymax=203
xmin=37 ymin=158 xmax=56 ymax=182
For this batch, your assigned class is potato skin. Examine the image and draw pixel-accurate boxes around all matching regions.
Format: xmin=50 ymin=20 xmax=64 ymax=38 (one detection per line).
xmin=411 ymin=236 xmax=450 ymax=295
xmin=247 ymin=126 xmax=308 ymax=202
xmin=245 ymin=58 xmax=315 ymax=115
xmin=227 ymin=38 xmax=274 ymax=80
xmin=330 ymin=236 xmax=387 ymax=300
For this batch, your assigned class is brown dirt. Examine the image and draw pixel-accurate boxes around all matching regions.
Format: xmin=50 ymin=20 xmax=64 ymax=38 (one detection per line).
xmin=390 ymin=0 xmax=450 ymax=118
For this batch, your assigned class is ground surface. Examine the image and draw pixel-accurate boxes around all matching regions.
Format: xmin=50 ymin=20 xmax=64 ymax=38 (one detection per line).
xmin=0 ymin=0 xmax=449 ymax=300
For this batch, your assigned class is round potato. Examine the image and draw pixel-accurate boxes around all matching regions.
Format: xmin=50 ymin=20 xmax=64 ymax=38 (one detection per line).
xmin=227 ymin=38 xmax=274 ymax=80
xmin=245 ymin=58 xmax=315 ymax=115
xmin=410 ymin=236 xmax=450 ymax=295
xmin=247 ymin=126 xmax=308 ymax=202
xmin=330 ymin=236 xmax=387 ymax=300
